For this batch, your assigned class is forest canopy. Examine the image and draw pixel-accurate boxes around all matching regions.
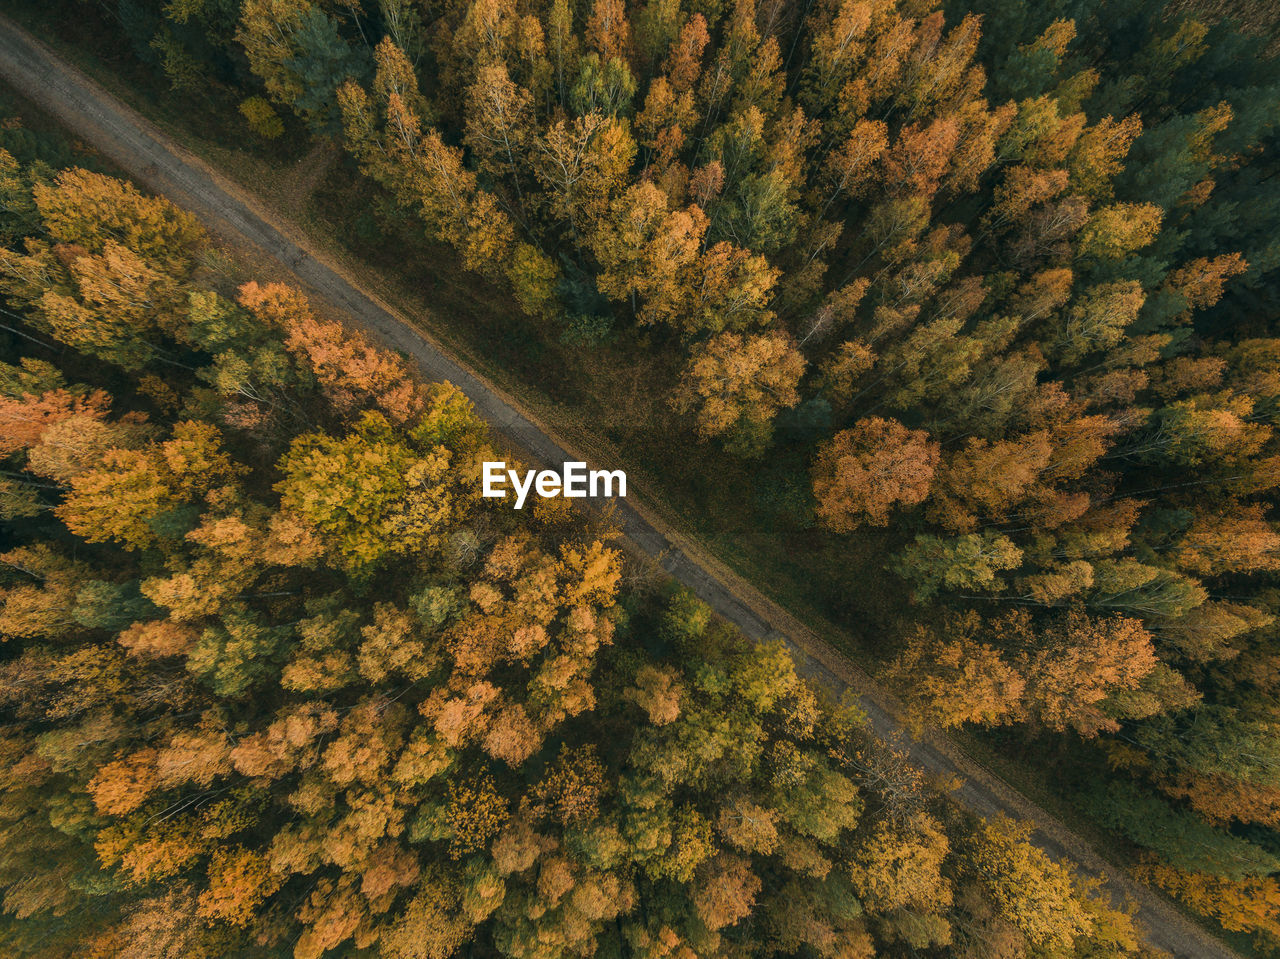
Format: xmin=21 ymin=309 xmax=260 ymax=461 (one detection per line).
xmin=3 ymin=0 xmax=1280 ymax=951
xmin=0 ymin=133 xmax=1173 ymax=957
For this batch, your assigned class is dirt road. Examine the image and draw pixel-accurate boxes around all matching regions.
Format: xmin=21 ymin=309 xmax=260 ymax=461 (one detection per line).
xmin=0 ymin=17 xmax=1245 ymax=959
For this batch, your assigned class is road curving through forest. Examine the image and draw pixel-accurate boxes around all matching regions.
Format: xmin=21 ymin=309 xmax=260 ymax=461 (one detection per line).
xmin=0 ymin=17 xmax=1246 ymax=959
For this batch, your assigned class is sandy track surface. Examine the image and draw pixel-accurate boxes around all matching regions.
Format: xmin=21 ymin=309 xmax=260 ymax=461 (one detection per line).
xmin=0 ymin=17 xmax=1244 ymax=959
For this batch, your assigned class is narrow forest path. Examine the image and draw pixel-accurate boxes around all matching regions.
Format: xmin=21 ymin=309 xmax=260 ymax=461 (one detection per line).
xmin=0 ymin=18 xmax=1246 ymax=959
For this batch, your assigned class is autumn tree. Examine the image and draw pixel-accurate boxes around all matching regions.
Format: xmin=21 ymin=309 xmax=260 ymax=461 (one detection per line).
xmin=673 ymin=330 xmax=803 ymax=456
xmin=812 ymin=417 xmax=940 ymax=532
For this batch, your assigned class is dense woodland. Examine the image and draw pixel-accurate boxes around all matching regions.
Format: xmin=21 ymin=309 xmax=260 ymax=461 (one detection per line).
xmin=0 ymin=131 xmax=1179 ymax=957
xmin=3 ymin=0 xmax=1280 ymax=952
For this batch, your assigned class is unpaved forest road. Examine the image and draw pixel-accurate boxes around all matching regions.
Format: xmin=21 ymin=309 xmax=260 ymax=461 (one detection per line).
xmin=0 ymin=18 xmax=1245 ymax=959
